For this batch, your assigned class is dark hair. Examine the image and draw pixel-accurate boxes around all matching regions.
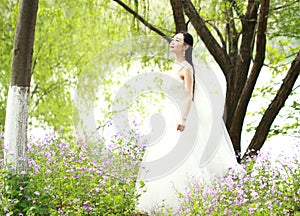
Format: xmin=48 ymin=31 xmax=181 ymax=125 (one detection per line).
xmin=182 ymin=32 xmax=193 ymax=47
xmin=181 ymin=32 xmax=195 ymax=100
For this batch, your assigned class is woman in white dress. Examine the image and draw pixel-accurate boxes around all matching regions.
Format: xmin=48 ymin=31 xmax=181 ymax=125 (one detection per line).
xmin=135 ymin=32 xmax=243 ymax=215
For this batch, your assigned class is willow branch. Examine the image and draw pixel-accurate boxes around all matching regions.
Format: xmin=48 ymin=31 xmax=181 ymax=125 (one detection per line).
xmin=113 ymin=0 xmax=170 ymax=41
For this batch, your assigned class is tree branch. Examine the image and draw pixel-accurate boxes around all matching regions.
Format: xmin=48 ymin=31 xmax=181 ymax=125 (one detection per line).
xmin=112 ymin=0 xmax=170 ymax=41
xmin=205 ymin=20 xmax=227 ymax=50
xmin=237 ymin=0 xmax=259 ymax=74
xmin=181 ymin=0 xmax=230 ymax=74
xmin=243 ymin=50 xmax=300 ymax=160
xmin=225 ymin=0 xmax=259 ymax=131
xmin=293 ymin=84 xmax=300 ymax=91
xmin=226 ymin=2 xmax=238 ymax=57
xmin=270 ymin=1 xmax=298 ymax=11
xmin=170 ymin=0 xmax=186 ymax=33
xmin=227 ymin=0 xmax=244 ymax=18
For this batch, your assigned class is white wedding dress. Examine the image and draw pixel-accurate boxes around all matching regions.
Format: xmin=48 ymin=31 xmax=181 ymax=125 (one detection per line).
xmin=135 ymin=61 xmax=243 ymax=215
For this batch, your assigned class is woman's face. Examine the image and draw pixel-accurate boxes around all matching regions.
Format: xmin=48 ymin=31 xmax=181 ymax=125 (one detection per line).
xmin=169 ymin=33 xmax=186 ymax=53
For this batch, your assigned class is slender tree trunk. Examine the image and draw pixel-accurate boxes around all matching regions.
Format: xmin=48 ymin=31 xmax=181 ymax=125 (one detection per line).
xmin=242 ymin=50 xmax=300 ymax=160
xmin=4 ymin=0 xmax=39 ymax=173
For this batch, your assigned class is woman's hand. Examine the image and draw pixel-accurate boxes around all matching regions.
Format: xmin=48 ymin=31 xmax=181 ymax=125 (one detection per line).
xmin=177 ymin=119 xmax=186 ymax=132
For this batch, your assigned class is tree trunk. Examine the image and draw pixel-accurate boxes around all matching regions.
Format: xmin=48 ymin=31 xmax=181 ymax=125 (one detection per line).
xmin=229 ymin=0 xmax=269 ymax=161
xmin=170 ymin=0 xmax=186 ymax=33
xmin=243 ymin=50 xmax=300 ymax=160
xmin=4 ymin=0 xmax=39 ymax=173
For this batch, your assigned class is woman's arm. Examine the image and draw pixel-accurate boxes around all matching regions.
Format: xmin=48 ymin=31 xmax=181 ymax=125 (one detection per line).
xmin=177 ymin=66 xmax=193 ymax=132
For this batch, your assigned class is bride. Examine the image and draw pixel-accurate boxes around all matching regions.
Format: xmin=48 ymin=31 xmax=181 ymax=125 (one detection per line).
xmin=135 ymin=32 xmax=243 ymax=215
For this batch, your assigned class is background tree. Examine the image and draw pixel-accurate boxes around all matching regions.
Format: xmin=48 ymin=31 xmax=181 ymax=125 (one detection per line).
xmin=0 ymin=0 xmax=136 ymax=134
xmin=113 ymin=0 xmax=300 ymax=162
xmin=4 ymin=0 xmax=39 ymax=173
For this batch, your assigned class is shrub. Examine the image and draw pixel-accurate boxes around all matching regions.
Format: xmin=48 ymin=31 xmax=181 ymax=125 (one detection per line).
xmin=0 ymin=130 xmax=145 ymax=215
xmin=176 ymin=149 xmax=300 ymax=215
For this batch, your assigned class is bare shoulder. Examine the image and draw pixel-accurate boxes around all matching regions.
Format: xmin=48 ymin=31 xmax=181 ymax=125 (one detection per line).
xmin=177 ymin=61 xmax=193 ymax=79
xmin=182 ymin=61 xmax=193 ymax=74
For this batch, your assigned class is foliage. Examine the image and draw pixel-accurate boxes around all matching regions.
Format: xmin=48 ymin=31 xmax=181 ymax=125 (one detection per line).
xmin=245 ymin=38 xmax=300 ymax=138
xmin=1 ymin=0 xmax=299 ymax=140
xmin=0 ymin=129 xmax=145 ymax=215
xmin=30 ymin=0 xmax=138 ymax=133
xmin=0 ymin=0 xmax=141 ymax=133
xmin=268 ymin=0 xmax=300 ymax=39
xmin=175 ymin=148 xmax=300 ymax=215
xmin=1 ymin=132 xmax=300 ymax=215
xmin=0 ymin=171 xmax=54 ymax=215
xmin=0 ymin=0 xmax=19 ymax=130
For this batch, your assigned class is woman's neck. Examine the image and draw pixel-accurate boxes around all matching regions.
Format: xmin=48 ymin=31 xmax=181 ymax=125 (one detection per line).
xmin=175 ymin=53 xmax=186 ymax=64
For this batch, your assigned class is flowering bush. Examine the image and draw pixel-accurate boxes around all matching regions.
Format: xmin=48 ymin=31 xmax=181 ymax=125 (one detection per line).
xmin=0 ymin=131 xmax=145 ymax=215
xmin=1 ymin=130 xmax=299 ymax=215
xmin=176 ymin=149 xmax=300 ymax=215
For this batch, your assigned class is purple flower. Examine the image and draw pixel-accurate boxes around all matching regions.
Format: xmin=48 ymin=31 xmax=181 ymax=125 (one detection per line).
xmin=73 ymin=198 xmax=80 ymax=203
xmin=73 ymin=174 xmax=80 ymax=179
xmin=83 ymin=202 xmax=92 ymax=211
xmin=58 ymin=208 xmax=63 ymax=214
